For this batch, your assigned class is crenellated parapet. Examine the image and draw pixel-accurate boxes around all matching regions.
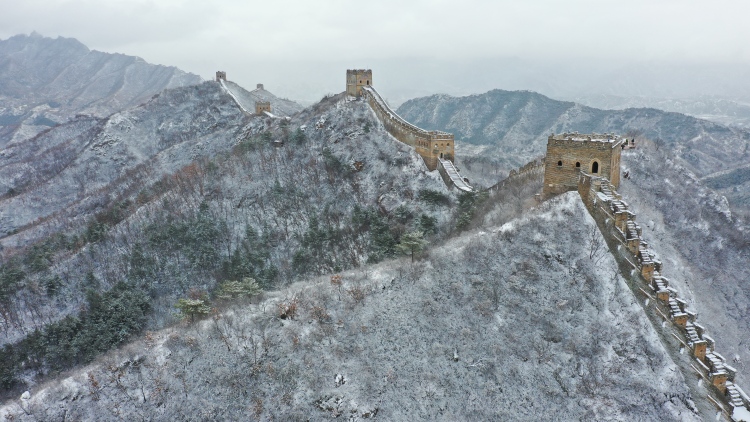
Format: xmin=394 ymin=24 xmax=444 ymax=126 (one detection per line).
xmin=486 ymin=157 xmax=545 ymax=192
xmin=578 ymin=172 xmax=750 ymax=418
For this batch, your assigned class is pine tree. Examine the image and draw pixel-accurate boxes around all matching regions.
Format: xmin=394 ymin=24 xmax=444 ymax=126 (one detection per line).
xmin=397 ymin=231 xmax=428 ymax=263
xmin=175 ymin=290 xmax=212 ymax=323
xmin=217 ymin=277 xmax=261 ymax=300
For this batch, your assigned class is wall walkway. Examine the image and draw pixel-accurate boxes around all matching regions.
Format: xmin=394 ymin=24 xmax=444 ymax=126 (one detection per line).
xmin=360 ymin=86 xmax=471 ymax=191
xmin=438 ymin=158 xmax=473 ymax=192
xmin=219 ymin=80 xmax=251 ymax=114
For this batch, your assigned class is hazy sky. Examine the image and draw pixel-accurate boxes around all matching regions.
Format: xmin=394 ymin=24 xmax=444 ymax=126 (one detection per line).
xmin=2 ymin=0 xmax=750 ymax=102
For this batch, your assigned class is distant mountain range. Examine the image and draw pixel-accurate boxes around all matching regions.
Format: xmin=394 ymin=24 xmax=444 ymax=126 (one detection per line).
xmin=0 ymin=33 xmax=202 ymax=147
xmin=397 ymin=89 xmax=750 ymax=189
xmin=574 ymin=94 xmax=750 ymax=128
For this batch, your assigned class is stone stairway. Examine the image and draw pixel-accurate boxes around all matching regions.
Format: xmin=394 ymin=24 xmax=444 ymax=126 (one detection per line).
xmin=438 ymin=158 xmax=473 ymax=192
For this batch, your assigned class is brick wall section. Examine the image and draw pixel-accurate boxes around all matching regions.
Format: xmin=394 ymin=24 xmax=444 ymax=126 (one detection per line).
xmin=543 ymin=133 xmax=623 ymax=197
xmin=486 ymin=157 xmax=545 ymax=192
xmin=360 ymin=85 xmax=454 ymax=171
xmin=578 ymin=172 xmax=750 ymax=416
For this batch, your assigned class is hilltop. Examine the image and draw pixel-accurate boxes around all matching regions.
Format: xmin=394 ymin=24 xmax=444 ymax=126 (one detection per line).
xmin=222 ymin=80 xmax=304 ymax=117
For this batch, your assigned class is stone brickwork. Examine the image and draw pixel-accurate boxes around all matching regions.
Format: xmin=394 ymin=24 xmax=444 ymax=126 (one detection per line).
xmin=578 ymin=173 xmax=750 ymax=417
xmin=346 ymin=69 xmax=373 ymax=97
xmin=543 ymin=133 xmax=623 ymax=197
xmin=359 ymin=84 xmax=455 ymax=172
xmin=255 ymin=101 xmax=271 ymax=114
xmin=216 ymin=71 xmax=227 ymax=82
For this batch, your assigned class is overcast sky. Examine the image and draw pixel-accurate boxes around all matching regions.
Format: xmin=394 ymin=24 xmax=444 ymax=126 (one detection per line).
xmin=2 ymin=0 xmax=750 ymax=103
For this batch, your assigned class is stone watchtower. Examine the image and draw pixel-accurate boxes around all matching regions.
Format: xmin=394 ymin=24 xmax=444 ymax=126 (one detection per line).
xmin=346 ymin=69 xmax=372 ymax=97
xmin=216 ymin=71 xmax=227 ymax=82
xmin=543 ymin=132 xmax=624 ymax=196
xmin=255 ymin=101 xmax=271 ymax=114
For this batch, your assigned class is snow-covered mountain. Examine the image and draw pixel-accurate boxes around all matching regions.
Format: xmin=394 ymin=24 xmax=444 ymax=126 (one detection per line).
xmin=1 ymin=42 xmax=749 ymax=420
xmin=0 ymin=33 xmax=202 ymax=147
xmin=399 ymin=88 xmax=750 ymax=391
xmin=0 ymin=87 xmax=457 ymax=392
xmin=0 ymin=81 xmax=247 ymax=247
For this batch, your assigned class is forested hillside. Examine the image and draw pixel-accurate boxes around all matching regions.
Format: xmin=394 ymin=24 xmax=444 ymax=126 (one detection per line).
xmin=0 ymin=191 xmax=709 ymax=421
xmin=0 ymin=91 xmax=461 ymax=397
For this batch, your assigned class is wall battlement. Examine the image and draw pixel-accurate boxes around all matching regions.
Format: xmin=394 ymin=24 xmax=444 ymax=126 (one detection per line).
xmin=578 ymin=172 xmax=750 ymax=419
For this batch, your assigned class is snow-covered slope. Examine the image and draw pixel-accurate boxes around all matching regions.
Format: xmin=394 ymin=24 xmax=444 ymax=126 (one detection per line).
xmin=0 ymin=81 xmax=246 ymax=247
xmin=618 ymin=142 xmax=750 ymax=382
xmin=0 ymin=193 xmax=708 ymax=420
xmin=0 ymin=33 xmax=202 ymax=147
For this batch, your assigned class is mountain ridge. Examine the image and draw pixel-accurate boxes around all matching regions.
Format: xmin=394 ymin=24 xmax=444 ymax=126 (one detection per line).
xmin=0 ymin=33 xmax=202 ymax=147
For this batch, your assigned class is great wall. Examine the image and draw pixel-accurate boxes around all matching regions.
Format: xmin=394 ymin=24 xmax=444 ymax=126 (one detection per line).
xmin=345 ymin=69 xmax=472 ymax=192
xmin=578 ymin=173 xmax=750 ymax=421
xmin=540 ymin=130 xmax=750 ymax=420
xmin=212 ymin=69 xmax=750 ymax=420
xmin=216 ymin=71 xmax=284 ymax=119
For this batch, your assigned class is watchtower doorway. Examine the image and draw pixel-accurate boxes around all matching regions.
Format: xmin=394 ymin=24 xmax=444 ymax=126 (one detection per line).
xmin=592 ymin=161 xmax=599 ymax=174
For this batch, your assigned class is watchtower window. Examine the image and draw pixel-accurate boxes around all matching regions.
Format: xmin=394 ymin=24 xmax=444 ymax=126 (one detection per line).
xmin=575 ymin=162 xmax=580 ymax=168
xmin=592 ymin=161 xmax=599 ymax=174
xmin=557 ymin=160 xmax=562 ymax=167
xmin=367 ymin=80 xmax=370 ymax=85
